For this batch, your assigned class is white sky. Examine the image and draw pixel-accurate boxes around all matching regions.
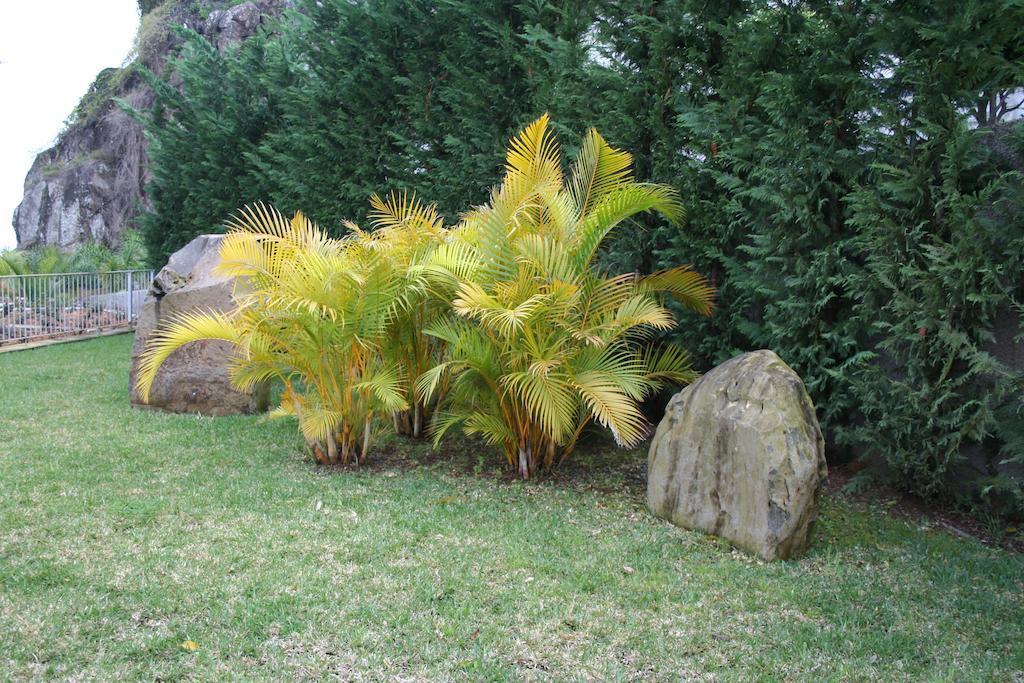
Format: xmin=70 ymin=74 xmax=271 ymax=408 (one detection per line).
xmin=0 ymin=0 xmax=140 ymax=249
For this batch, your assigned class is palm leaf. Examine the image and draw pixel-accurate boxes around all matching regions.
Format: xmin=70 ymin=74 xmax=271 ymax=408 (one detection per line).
xmin=354 ymin=365 xmax=410 ymax=413
xmin=463 ymin=411 xmax=518 ymax=447
xmin=416 ymin=361 xmax=452 ymax=403
xmin=369 ymin=191 xmax=443 ymax=235
xmin=567 ymin=127 xmax=634 ymax=218
xmin=573 ymin=372 xmax=649 ymax=447
xmin=427 ymin=411 xmax=465 ymax=449
xmin=0 ymin=250 xmax=28 ymax=276
xmin=501 ymin=370 xmax=576 ymax=442
xmin=571 ymin=184 xmax=684 ymax=271
xmin=640 ymin=345 xmax=698 ymax=386
xmin=642 ymin=266 xmax=716 ymax=316
xmin=136 ymin=310 xmax=241 ymax=402
xmin=504 ymin=112 xmax=562 ymax=190
xmin=297 ymin=404 xmax=344 ymax=444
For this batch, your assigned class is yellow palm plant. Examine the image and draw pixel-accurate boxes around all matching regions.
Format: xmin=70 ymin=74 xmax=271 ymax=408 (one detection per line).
xmin=135 ymin=205 xmax=417 ymax=465
xmin=418 ymin=114 xmax=715 ymax=478
xmin=353 ymin=191 xmax=451 ymax=437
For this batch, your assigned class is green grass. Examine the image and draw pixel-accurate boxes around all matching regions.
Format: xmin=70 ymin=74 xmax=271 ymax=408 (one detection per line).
xmin=1 ymin=335 xmax=1021 ymax=681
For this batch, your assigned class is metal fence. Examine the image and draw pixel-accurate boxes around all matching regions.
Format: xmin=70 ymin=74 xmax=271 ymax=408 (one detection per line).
xmin=0 ymin=270 xmax=154 ymax=347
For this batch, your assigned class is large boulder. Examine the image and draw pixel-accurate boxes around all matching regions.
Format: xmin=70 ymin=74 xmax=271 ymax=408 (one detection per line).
xmin=129 ymin=235 xmax=267 ymax=416
xmin=647 ymin=350 xmax=827 ymax=560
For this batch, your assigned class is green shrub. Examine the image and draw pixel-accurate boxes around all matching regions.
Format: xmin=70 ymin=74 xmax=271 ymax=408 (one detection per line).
xmin=589 ymin=0 xmax=1024 ymax=515
xmin=6 ymin=232 xmax=149 ymax=275
xmin=0 ymin=250 xmax=29 ymax=277
xmin=138 ymin=0 xmax=165 ymax=15
xmin=134 ymin=26 xmax=281 ymax=267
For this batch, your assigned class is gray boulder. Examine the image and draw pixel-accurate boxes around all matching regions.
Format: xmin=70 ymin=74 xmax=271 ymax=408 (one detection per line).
xmin=129 ymin=235 xmax=267 ymax=416
xmin=647 ymin=350 xmax=827 ymax=560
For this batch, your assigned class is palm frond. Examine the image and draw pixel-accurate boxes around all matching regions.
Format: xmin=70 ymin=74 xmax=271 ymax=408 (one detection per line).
xmin=573 ymin=372 xmax=649 ymax=447
xmin=500 ymin=370 xmax=576 ymax=443
xmin=642 ymin=265 xmax=716 ymax=316
xmin=416 ymin=361 xmax=452 ymax=403
xmin=0 ymin=250 xmax=29 ymax=276
xmin=354 ymin=365 xmax=410 ymax=413
xmin=136 ymin=310 xmax=241 ymax=402
xmin=611 ymin=295 xmax=677 ymax=333
xmin=640 ymin=344 xmax=699 ymax=387
xmin=297 ymin=403 xmax=345 ymax=444
xmin=463 ymin=411 xmax=518 ymax=446
xmin=453 ymin=282 xmax=548 ymax=336
xmin=369 ymin=191 xmax=443 ymax=235
xmin=225 ymin=202 xmax=291 ymax=238
xmin=504 ymin=112 xmax=562 ymax=191
xmin=428 ymin=411 xmax=465 ymax=449
xmin=514 ymin=233 xmax=576 ymax=283
xmin=571 ymin=184 xmax=684 ymax=270
xmin=567 ymin=127 xmax=634 ymax=218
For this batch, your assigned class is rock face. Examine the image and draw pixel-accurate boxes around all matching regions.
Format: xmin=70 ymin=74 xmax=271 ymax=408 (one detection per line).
xmin=129 ymin=234 xmax=267 ymax=416
xmin=13 ymin=69 xmax=152 ymax=250
xmin=647 ymin=350 xmax=827 ymax=561
xmin=13 ymin=0 xmax=289 ymax=250
xmin=204 ymin=1 xmax=287 ymax=47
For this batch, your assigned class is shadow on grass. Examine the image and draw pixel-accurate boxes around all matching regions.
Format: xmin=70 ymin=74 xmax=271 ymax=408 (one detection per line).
xmin=320 ymin=427 xmax=1024 ymax=553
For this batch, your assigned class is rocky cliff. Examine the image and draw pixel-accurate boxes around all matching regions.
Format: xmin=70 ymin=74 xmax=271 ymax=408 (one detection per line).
xmin=12 ymin=0 xmax=288 ymax=250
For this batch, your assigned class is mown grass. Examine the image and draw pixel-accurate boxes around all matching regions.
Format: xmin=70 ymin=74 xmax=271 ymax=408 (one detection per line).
xmin=0 ymin=334 xmax=1021 ymax=681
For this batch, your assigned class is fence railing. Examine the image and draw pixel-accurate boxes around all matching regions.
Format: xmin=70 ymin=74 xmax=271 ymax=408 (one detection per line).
xmin=0 ymin=270 xmax=154 ymax=347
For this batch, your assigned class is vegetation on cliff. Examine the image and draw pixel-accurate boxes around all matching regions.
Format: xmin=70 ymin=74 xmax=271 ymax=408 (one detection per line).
xmin=0 ymin=231 xmax=148 ymax=275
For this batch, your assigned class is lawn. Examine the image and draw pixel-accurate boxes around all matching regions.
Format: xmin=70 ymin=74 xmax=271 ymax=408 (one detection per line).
xmin=0 ymin=335 xmax=1021 ymax=681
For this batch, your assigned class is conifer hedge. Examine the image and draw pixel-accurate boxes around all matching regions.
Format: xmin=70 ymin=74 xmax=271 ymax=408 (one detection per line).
xmin=135 ymin=0 xmax=1024 ymax=517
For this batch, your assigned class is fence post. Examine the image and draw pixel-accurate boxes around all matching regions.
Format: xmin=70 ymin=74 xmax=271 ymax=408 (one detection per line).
xmin=127 ymin=271 xmax=134 ymax=323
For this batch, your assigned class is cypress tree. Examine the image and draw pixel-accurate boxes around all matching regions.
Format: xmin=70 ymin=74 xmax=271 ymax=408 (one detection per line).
xmin=132 ymin=0 xmax=1024 ymax=513
xmin=136 ymin=27 xmax=283 ymax=266
xmin=256 ymin=0 xmax=597 ymax=231
xmin=843 ymin=0 xmax=1024 ymax=502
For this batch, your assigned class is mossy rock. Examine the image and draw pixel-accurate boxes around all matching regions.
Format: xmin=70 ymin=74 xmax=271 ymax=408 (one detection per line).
xmin=648 ymin=350 xmax=828 ymax=560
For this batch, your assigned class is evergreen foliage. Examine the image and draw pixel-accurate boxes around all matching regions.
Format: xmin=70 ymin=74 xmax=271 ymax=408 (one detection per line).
xmin=138 ymin=0 xmax=164 ymax=15
xmin=138 ymin=0 xmax=596 ymax=265
xmin=254 ymin=0 xmax=596 ymax=230
xmin=135 ymin=26 xmax=282 ymax=266
xmin=136 ymin=0 xmax=1024 ymax=513
xmin=842 ymin=2 xmax=1024 ymax=509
